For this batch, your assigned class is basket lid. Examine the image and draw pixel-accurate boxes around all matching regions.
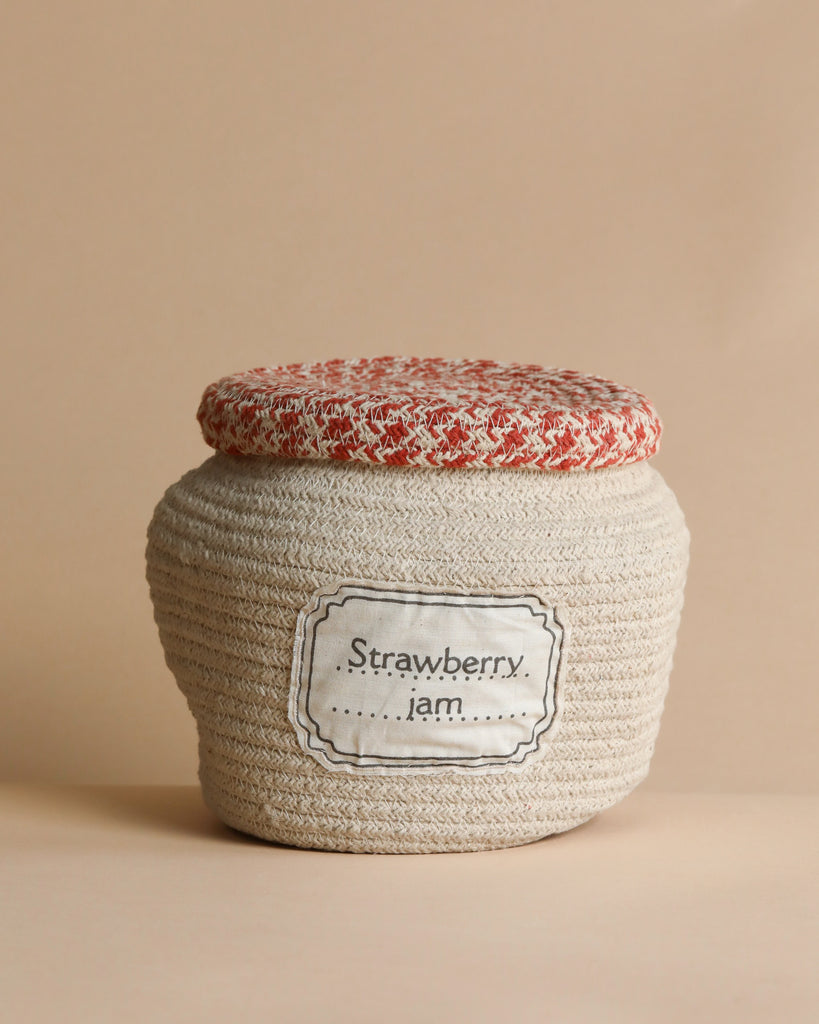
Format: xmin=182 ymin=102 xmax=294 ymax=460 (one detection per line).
xmin=197 ymin=356 xmax=661 ymax=470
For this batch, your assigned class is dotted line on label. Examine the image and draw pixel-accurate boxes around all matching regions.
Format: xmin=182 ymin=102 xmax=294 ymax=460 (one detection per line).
xmin=335 ymin=667 xmax=531 ymax=680
xmin=330 ymin=707 xmax=528 ymax=723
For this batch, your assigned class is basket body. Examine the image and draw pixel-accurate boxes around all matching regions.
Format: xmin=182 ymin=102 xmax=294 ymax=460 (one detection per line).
xmin=146 ymin=452 xmax=688 ymax=853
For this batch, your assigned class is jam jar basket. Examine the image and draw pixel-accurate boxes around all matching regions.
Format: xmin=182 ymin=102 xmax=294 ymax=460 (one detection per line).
xmin=146 ymin=357 xmax=689 ymax=853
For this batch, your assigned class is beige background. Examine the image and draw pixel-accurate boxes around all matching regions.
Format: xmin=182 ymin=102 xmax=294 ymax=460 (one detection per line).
xmin=2 ymin=1 xmax=818 ymax=793
xmin=5 ymin=787 xmax=817 ymax=1023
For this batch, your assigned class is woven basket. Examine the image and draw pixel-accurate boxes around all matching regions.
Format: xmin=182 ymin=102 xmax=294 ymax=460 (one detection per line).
xmin=146 ymin=357 xmax=688 ymax=853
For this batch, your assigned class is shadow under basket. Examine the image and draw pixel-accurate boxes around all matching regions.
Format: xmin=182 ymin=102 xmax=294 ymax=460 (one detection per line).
xmin=146 ymin=357 xmax=689 ymax=853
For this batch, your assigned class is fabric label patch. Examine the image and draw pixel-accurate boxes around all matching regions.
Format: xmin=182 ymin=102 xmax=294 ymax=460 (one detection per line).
xmin=289 ymin=582 xmax=564 ymax=775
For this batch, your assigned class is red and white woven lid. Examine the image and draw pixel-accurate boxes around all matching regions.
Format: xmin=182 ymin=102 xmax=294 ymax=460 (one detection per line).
xmin=197 ymin=357 xmax=662 ymax=470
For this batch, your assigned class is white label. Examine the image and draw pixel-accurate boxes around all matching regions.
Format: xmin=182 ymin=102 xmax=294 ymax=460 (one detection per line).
xmin=289 ymin=582 xmax=564 ymax=775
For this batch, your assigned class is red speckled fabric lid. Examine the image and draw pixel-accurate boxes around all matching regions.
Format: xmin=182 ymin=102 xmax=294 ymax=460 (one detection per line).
xmin=197 ymin=356 xmax=661 ymax=470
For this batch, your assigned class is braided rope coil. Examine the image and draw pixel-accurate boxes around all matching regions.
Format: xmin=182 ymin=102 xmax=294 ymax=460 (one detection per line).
xmin=197 ymin=358 xmax=662 ymax=470
xmin=146 ymin=453 xmax=688 ymax=853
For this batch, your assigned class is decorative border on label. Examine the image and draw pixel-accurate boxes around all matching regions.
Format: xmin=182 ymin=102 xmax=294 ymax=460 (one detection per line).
xmin=288 ymin=581 xmax=565 ymax=776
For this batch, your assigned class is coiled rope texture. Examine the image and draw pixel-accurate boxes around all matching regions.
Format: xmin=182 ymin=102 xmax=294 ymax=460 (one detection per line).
xmin=146 ymin=453 xmax=688 ymax=853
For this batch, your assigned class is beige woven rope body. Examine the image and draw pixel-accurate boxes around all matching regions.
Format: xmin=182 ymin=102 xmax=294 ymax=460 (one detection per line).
xmin=146 ymin=452 xmax=688 ymax=853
